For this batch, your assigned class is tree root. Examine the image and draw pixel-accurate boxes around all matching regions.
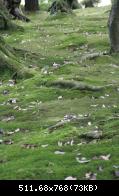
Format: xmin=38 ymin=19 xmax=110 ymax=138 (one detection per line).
xmin=81 ymin=51 xmax=110 ymax=61
xmin=47 ymin=80 xmax=114 ymax=91
xmin=48 ymin=116 xmax=91 ymax=133
xmin=48 ymin=121 xmax=68 ymax=132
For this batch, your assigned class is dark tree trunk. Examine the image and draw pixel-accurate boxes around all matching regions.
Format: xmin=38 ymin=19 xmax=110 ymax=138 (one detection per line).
xmin=0 ymin=1 xmax=20 ymax=74
xmin=108 ymin=0 xmax=119 ymax=53
xmin=0 ymin=0 xmax=10 ymax=29
xmin=84 ymin=0 xmax=94 ymax=8
xmin=25 ymin=0 xmax=39 ymax=12
xmin=4 ymin=0 xmax=30 ymax=22
xmin=82 ymin=0 xmax=100 ymax=8
xmin=48 ymin=0 xmax=78 ymax=15
xmin=0 ymin=1 xmax=31 ymax=77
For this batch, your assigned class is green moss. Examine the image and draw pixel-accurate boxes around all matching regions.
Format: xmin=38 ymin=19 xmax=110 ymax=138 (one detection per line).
xmin=0 ymin=6 xmax=119 ymax=180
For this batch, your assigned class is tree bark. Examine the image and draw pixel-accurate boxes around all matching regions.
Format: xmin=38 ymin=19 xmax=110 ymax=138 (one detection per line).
xmin=0 ymin=1 xmax=31 ymax=77
xmin=82 ymin=0 xmax=100 ymax=8
xmin=108 ymin=0 xmax=119 ymax=53
xmin=48 ymin=0 xmax=78 ymax=15
xmin=0 ymin=0 xmax=12 ymax=29
xmin=25 ymin=0 xmax=39 ymax=12
xmin=4 ymin=0 xmax=30 ymax=22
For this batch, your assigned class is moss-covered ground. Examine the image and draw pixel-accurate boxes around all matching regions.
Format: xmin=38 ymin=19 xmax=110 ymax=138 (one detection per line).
xmin=0 ymin=6 xmax=119 ymax=180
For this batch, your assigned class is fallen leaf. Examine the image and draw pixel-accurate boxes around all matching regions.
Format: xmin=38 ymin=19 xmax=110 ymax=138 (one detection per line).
xmin=98 ymin=166 xmax=103 ymax=172
xmin=88 ymin=122 xmax=92 ymax=126
xmin=70 ymin=139 xmax=74 ymax=146
xmin=2 ymin=116 xmax=15 ymax=122
xmin=58 ymin=141 xmax=63 ymax=147
xmin=102 ymin=104 xmax=106 ymax=108
xmin=14 ymin=128 xmax=20 ymax=133
xmin=41 ymin=144 xmax=49 ymax=148
xmin=113 ymin=165 xmax=119 ymax=169
xmin=21 ymin=144 xmax=38 ymax=149
xmin=76 ymin=157 xmax=90 ymax=163
xmin=0 ymin=139 xmax=3 ymax=144
xmin=92 ymin=155 xmax=98 ymax=160
xmin=100 ymin=96 xmax=105 ymax=99
xmin=85 ymin=172 xmax=97 ymax=180
xmin=13 ymin=106 xmax=21 ymax=110
xmin=58 ymin=96 xmax=63 ymax=100
xmin=65 ymin=176 xmax=77 ymax=180
xmin=54 ymin=151 xmax=65 ymax=155
xmin=4 ymin=139 xmax=14 ymax=145
xmin=53 ymin=62 xmax=61 ymax=69
xmin=77 ymin=153 xmax=82 ymax=156
xmin=6 ymin=131 xmax=14 ymax=136
xmin=99 ymin=154 xmax=111 ymax=160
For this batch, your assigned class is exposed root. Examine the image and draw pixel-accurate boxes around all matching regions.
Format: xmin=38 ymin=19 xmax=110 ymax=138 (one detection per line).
xmin=81 ymin=51 xmax=110 ymax=61
xmin=47 ymin=80 xmax=114 ymax=91
xmin=48 ymin=121 xmax=68 ymax=132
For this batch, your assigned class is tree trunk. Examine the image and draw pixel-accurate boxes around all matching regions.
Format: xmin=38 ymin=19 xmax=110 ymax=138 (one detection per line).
xmin=0 ymin=0 xmax=12 ymax=29
xmin=25 ymin=0 xmax=39 ymax=12
xmin=4 ymin=0 xmax=30 ymax=22
xmin=0 ymin=1 xmax=31 ymax=78
xmin=108 ymin=0 xmax=119 ymax=53
xmin=48 ymin=0 xmax=78 ymax=15
xmin=85 ymin=2 xmax=94 ymax=8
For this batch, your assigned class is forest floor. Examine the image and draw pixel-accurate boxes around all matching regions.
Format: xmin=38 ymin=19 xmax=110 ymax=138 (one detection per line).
xmin=0 ymin=6 xmax=119 ymax=180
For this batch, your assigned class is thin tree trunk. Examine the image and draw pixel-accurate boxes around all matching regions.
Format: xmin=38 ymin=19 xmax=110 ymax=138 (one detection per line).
xmin=108 ymin=0 xmax=119 ymax=53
